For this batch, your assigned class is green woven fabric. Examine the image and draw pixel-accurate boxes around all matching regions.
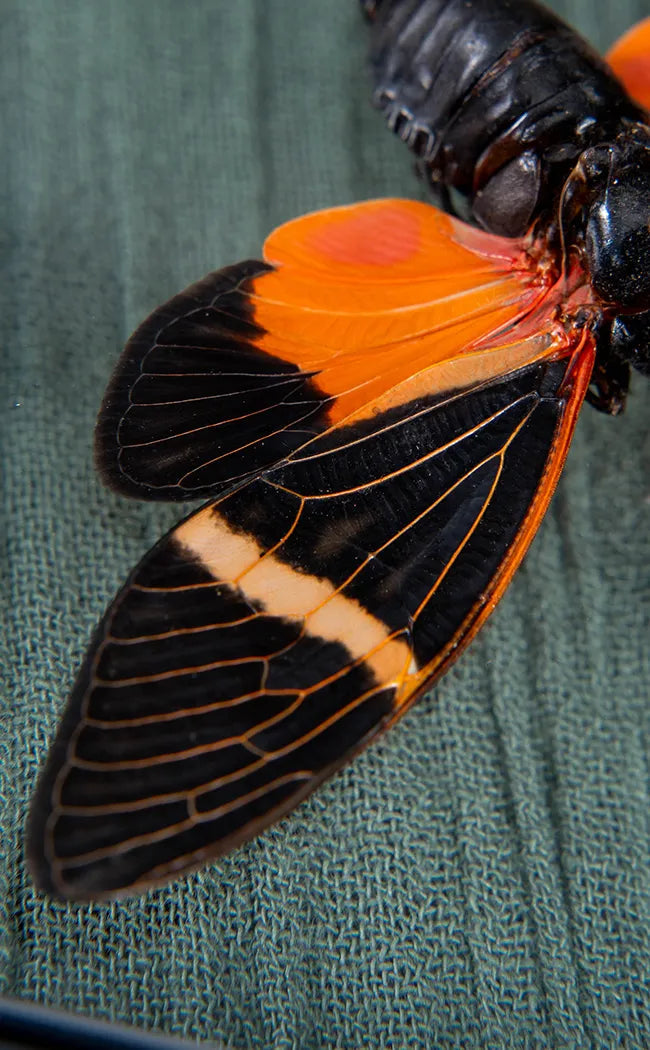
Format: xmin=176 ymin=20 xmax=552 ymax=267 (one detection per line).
xmin=2 ymin=2 xmax=649 ymax=1047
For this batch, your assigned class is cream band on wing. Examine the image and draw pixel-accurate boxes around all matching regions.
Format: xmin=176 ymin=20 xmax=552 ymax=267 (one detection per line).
xmin=174 ymin=506 xmax=416 ymax=689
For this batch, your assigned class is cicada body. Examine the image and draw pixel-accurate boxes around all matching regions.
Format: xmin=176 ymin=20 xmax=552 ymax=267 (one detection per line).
xmin=28 ymin=1 xmax=650 ymax=900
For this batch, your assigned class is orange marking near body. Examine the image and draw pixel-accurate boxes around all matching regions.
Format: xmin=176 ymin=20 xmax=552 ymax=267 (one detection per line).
xmin=249 ymin=199 xmax=556 ymax=424
xmin=331 ymin=328 xmax=558 ymax=425
xmin=607 ymin=17 xmax=650 ymax=110
xmin=264 ymin=199 xmax=525 ymax=279
xmin=307 ymin=201 xmax=422 ymax=266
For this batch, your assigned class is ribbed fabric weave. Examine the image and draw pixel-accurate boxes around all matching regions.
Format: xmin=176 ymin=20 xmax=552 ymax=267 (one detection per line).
xmin=2 ymin=2 xmax=648 ymax=1047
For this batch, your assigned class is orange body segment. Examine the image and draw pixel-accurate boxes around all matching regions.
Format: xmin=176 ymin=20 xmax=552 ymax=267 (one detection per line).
xmin=607 ymin=17 xmax=650 ymax=110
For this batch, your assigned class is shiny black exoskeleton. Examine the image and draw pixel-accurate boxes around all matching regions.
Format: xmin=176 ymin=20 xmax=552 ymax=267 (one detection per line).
xmin=364 ymin=0 xmax=650 ymax=412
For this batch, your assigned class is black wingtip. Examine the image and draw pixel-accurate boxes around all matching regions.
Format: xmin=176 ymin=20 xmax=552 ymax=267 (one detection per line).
xmin=94 ymin=260 xmax=274 ymax=502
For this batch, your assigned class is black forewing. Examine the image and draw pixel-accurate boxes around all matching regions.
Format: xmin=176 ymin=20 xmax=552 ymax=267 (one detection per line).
xmin=28 ymin=350 xmax=589 ymax=900
xmin=97 ymin=261 xmax=330 ymax=501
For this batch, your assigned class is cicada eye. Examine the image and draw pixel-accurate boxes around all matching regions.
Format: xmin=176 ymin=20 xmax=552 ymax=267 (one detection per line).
xmin=586 ymin=171 xmax=650 ymax=311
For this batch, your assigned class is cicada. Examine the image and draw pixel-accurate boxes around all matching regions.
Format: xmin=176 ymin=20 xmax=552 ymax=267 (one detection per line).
xmin=28 ymin=0 xmax=650 ymax=899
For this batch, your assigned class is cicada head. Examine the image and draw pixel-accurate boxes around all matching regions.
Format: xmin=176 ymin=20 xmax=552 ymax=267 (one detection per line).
xmin=561 ymin=126 xmax=650 ymax=311
xmin=561 ymin=125 xmax=650 ymax=380
xmin=584 ymin=132 xmax=650 ymax=313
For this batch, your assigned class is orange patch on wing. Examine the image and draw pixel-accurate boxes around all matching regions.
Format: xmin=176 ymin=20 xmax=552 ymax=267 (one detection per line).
xmin=607 ymin=17 xmax=650 ymax=110
xmin=249 ymin=199 xmax=555 ymax=424
xmin=345 ymin=328 xmax=557 ymax=423
xmin=306 ymin=201 xmax=422 ymax=266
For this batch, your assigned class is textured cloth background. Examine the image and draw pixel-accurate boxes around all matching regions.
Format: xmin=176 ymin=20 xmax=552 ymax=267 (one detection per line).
xmin=2 ymin=2 xmax=649 ymax=1047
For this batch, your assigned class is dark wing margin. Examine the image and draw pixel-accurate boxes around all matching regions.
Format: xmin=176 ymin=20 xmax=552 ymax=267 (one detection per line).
xmin=28 ymin=339 xmax=593 ymax=900
xmin=96 ymin=261 xmax=329 ymax=501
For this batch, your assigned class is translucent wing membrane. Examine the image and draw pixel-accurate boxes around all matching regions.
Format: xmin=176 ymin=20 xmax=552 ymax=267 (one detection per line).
xmin=97 ymin=200 xmax=547 ymax=499
xmin=29 ymin=200 xmax=595 ymax=898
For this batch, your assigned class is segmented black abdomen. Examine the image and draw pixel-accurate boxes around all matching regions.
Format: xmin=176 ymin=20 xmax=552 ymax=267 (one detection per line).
xmin=367 ymin=0 xmax=645 ymax=235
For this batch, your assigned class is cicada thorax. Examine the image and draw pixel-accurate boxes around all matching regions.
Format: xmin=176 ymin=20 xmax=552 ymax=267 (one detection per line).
xmin=368 ymin=0 xmax=650 ymax=410
xmin=367 ymin=0 xmax=646 ymax=238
